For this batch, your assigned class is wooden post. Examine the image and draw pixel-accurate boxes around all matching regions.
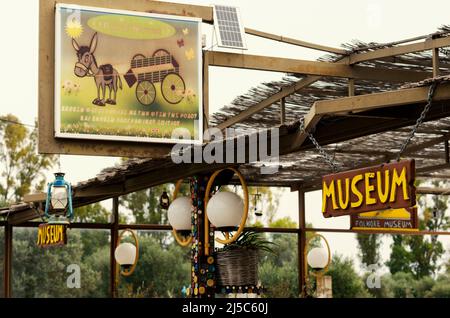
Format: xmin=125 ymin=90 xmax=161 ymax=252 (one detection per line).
xmin=432 ymin=48 xmax=440 ymax=77
xmin=110 ymin=197 xmax=119 ymax=298
xmin=203 ymin=51 xmax=209 ymax=131
xmin=298 ymin=190 xmax=306 ymax=297
xmin=445 ymin=140 xmax=449 ymax=164
xmin=3 ymin=223 xmax=12 ymax=298
xmin=348 ymin=78 xmax=355 ymax=96
xmin=280 ymin=97 xmax=286 ymax=125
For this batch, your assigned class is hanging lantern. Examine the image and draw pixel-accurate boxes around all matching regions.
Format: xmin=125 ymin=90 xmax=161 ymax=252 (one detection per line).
xmin=253 ymin=192 xmax=262 ymax=217
xmin=44 ymin=172 xmax=73 ymax=224
xmin=160 ymin=191 xmax=170 ymax=209
xmin=206 ymin=191 xmax=244 ymax=230
xmin=307 ymin=247 xmax=329 ymax=270
xmin=167 ymin=196 xmax=192 ymax=234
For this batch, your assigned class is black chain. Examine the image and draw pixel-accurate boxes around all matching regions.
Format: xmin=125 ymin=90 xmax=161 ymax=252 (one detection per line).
xmin=299 ymin=81 xmax=438 ymax=171
xmin=299 ymin=119 xmax=339 ymax=172
xmin=396 ymin=82 xmax=438 ymax=161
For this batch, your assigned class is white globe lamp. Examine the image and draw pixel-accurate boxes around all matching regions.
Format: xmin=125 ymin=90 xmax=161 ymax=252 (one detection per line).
xmin=307 ymin=247 xmax=329 ymax=270
xmin=168 ymin=196 xmax=192 ymax=233
xmin=206 ymin=191 xmax=244 ymax=230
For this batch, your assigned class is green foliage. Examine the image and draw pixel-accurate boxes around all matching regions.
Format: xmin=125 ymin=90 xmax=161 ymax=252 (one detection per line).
xmin=0 ymin=114 xmax=56 ymax=203
xmin=221 ymin=231 xmax=276 ymax=254
xmin=118 ymin=233 xmax=190 ymax=298
xmin=74 ymin=203 xmax=111 ymax=223
xmin=11 ymin=228 xmax=109 ymax=297
xmin=326 ymin=255 xmax=370 ymax=298
xmin=270 ymin=217 xmax=297 ymax=229
xmin=356 ymin=234 xmax=382 ymax=267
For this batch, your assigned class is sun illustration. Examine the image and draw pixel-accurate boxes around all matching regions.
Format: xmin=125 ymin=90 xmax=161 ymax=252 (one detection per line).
xmin=65 ymin=19 xmax=83 ymax=39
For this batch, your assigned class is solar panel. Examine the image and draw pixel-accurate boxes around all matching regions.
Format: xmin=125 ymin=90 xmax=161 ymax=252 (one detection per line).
xmin=213 ymin=5 xmax=247 ymax=50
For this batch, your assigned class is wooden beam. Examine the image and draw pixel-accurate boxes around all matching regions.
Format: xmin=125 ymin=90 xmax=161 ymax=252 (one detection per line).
xmin=203 ymin=50 xmax=210 ymax=129
xmin=313 ymin=82 xmax=450 ymax=116
xmin=445 ymin=140 xmax=450 ymax=163
xmin=305 ymin=227 xmax=450 ymax=236
xmin=24 ymin=184 xmax=125 ymax=203
xmin=207 ymin=51 xmax=430 ymax=82
xmin=433 ymin=48 xmax=440 ymax=77
xmin=216 ymin=75 xmax=321 ymax=130
xmin=244 ymin=28 xmax=347 ymax=55
xmin=417 ymin=163 xmax=450 ymax=174
xmin=280 ymin=98 xmax=286 ymax=125
xmin=52 ymin=0 xmax=213 ymax=22
xmin=417 ymin=187 xmax=450 ymax=195
xmin=348 ymin=78 xmax=355 ymax=96
xmin=345 ymin=35 xmax=450 ymax=64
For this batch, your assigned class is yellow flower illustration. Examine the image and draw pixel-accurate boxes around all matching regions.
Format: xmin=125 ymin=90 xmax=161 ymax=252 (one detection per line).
xmin=65 ymin=18 xmax=83 ymax=39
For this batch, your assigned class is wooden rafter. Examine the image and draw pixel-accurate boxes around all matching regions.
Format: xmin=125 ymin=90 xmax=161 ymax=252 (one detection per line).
xmin=344 ymin=35 xmax=450 ymax=65
xmin=214 ymin=35 xmax=450 ymax=130
xmin=244 ymin=28 xmax=347 ymax=55
xmin=207 ymin=51 xmax=430 ymax=82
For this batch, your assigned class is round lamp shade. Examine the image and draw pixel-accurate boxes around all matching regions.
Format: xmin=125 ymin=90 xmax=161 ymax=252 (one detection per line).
xmin=114 ymin=242 xmax=136 ymax=266
xmin=207 ymin=191 xmax=244 ymax=228
xmin=307 ymin=247 xmax=329 ymax=270
xmin=167 ymin=196 xmax=192 ymax=231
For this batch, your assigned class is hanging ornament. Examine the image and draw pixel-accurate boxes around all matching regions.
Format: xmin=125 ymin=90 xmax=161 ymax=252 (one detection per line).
xmin=253 ymin=190 xmax=262 ymax=217
xmin=160 ymin=190 xmax=170 ymax=209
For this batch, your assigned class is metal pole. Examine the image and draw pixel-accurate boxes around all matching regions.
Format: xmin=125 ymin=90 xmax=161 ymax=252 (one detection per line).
xmin=4 ymin=223 xmax=12 ymax=298
xmin=110 ymin=197 xmax=119 ymax=298
xmin=298 ymin=190 xmax=306 ymax=297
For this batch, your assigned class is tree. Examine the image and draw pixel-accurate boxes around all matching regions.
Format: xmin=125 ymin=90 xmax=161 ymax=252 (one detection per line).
xmin=326 ymin=254 xmax=370 ymax=298
xmin=118 ymin=234 xmax=190 ymax=297
xmin=386 ymin=183 xmax=448 ymax=279
xmin=356 ymin=233 xmax=382 ymax=267
xmin=0 ymin=114 xmax=56 ymax=204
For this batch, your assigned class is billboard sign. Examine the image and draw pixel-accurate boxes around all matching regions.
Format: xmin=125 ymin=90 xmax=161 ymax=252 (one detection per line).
xmin=55 ymin=4 xmax=202 ymax=144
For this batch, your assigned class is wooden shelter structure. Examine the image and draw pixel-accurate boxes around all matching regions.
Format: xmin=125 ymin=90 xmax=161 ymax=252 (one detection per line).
xmin=3 ymin=0 xmax=450 ymax=298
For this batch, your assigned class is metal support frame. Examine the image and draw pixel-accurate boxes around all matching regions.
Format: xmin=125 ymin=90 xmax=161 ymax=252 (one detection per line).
xmin=3 ymin=223 xmax=12 ymax=298
xmin=110 ymin=197 xmax=119 ymax=298
xmin=298 ymin=190 xmax=306 ymax=297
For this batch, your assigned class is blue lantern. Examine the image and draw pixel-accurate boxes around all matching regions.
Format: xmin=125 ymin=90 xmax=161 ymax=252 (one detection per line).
xmin=44 ymin=172 xmax=73 ymax=224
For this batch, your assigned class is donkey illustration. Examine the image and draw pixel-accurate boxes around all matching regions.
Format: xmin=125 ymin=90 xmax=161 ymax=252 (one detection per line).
xmin=72 ymin=33 xmax=122 ymax=106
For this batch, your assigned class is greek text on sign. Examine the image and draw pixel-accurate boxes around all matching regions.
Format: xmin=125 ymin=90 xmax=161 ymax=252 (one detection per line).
xmin=351 ymin=207 xmax=419 ymax=231
xmin=37 ymin=223 xmax=67 ymax=247
xmin=322 ymin=160 xmax=415 ymax=218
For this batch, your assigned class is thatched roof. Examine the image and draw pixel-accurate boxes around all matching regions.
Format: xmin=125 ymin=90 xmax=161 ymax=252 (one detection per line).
xmin=3 ymin=27 xmax=450 ymax=222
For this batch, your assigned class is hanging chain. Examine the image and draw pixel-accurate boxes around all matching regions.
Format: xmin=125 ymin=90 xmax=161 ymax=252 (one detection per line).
xmin=396 ymin=82 xmax=438 ymax=161
xmin=299 ymin=119 xmax=339 ymax=172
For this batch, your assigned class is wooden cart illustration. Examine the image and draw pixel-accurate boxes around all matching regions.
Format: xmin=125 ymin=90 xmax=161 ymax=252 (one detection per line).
xmin=124 ymin=49 xmax=186 ymax=106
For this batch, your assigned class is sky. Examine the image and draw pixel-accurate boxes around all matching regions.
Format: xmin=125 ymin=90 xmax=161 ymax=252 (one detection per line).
xmin=1 ymin=0 xmax=450 ymax=274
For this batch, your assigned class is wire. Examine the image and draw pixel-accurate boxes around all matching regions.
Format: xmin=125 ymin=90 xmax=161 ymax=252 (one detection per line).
xmin=0 ymin=118 xmax=36 ymax=129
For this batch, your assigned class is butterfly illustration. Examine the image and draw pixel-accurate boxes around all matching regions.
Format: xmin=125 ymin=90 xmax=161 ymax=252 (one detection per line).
xmin=185 ymin=48 xmax=195 ymax=61
xmin=177 ymin=38 xmax=185 ymax=48
xmin=182 ymin=28 xmax=189 ymax=35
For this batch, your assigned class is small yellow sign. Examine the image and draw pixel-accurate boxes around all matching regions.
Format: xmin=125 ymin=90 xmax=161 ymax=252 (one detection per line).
xmin=37 ymin=224 xmax=67 ymax=247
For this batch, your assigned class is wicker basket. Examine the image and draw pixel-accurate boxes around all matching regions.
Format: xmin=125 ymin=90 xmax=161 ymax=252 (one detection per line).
xmin=215 ymin=248 xmax=258 ymax=286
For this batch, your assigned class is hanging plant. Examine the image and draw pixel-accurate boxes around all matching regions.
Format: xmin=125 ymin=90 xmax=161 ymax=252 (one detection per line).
xmin=215 ymin=231 xmax=276 ymax=287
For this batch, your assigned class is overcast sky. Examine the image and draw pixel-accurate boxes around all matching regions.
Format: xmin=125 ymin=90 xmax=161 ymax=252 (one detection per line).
xmin=1 ymin=0 xmax=450 ymax=274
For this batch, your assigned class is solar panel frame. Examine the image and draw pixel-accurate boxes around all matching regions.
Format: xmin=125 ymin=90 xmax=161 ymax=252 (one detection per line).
xmin=213 ymin=4 xmax=247 ymax=50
